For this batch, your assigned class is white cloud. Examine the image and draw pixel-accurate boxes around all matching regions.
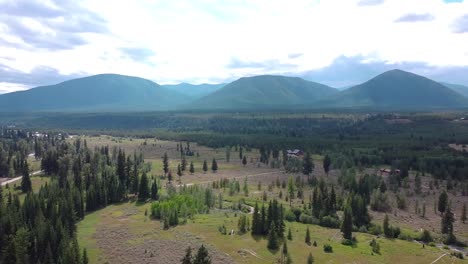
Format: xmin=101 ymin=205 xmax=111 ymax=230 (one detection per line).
xmin=0 ymin=0 xmax=467 ymax=91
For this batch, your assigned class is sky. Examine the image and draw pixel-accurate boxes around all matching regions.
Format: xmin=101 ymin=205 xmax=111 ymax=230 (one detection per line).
xmin=0 ymin=0 xmax=467 ymax=93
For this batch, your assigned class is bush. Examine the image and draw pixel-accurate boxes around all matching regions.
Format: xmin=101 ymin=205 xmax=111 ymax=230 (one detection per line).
xmin=341 ymin=239 xmax=354 ymax=246
xmin=285 ymin=210 xmax=297 ymax=222
xmin=323 ymin=244 xmax=333 ymax=253
xmin=319 ymin=215 xmax=340 ymax=228
xmin=299 ymin=214 xmax=316 ymax=225
xmin=218 ymin=225 xmax=227 ymax=235
xmin=358 ymin=226 xmax=368 ymax=233
xmin=370 ymin=190 xmax=392 ymax=212
xmin=397 ymin=232 xmax=412 ymax=241
xmin=369 ymin=224 xmax=382 ymax=236
xmin=419 ymin=229 xmax=433 ymax=243
xmin=428 ymin=242 xmax=436 ymax=247
xmin=370 ymin=239 xmax=380 ymax=254
xmin=451 ymin=251 xmax=464 ymax=259
xmin=396 ymin=194 xmax=407 ymax=210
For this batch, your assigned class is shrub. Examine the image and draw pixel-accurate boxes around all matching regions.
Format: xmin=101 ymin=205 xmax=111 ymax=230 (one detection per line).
xmin=323 ymin=244 xmax=333 ymax=253
xmin=341 ymin=239 xmax=354 ymax=246
xmin=419 ymin=229 xmax=433 ymax=243
xmin=396 ymin=194 xmax=407 ymax=210
xmin=285 ymin=210 xmax=297 ymax=222
xmin=320 ymin=215 xmax=340 ymax=228
xmin=370 ymin=190 xmax=392 ymax=212
xmin=299 ymin=214 xmax=316 ymax=225
xmin=369 ymin=224 xmax=382 ymax=236
xmin=451 ymin=251 xmax=464 ymax=259
xmin=370 ymin=239 xmax=380 ymax=254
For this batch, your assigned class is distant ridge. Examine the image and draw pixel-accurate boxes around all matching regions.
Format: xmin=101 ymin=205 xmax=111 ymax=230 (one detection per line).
xmin=0 ymin=70 xmax=466 ymax=112
xmin=190 ymin=75 xmax=338 ymax=109
xmin=0 ymin=74 xmax=190 ymax=112
xmin=441 ymin=82 xmax=468 ymax=98
xmin=162 ymin=83 xmax=225 ymax=99
xmin=318 ymin=69 xmax=468 ymax=109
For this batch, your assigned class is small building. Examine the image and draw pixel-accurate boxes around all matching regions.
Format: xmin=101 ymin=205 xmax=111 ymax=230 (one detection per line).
xmin=379 ymin=168 xmax=400 ymax=175
xmin=287 ymin=149 xmax=304 ymax=158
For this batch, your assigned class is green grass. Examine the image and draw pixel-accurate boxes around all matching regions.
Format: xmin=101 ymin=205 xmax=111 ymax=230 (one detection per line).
xmin=75 ymin=198 xmax=467 ymax=264
xmin=77 ymin=210 xmax=104 ymax=263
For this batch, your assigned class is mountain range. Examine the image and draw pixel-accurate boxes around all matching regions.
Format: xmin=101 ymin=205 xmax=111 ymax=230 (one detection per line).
xmin=0 ymin=69 xmax=467 ymax=112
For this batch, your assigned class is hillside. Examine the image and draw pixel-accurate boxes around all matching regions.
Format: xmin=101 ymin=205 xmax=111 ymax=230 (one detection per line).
xmin=161 ymin=83 xmax=225 ymax=99
xmin=190 ymin=75 xmax=338 ymax=109
xmin=320 ymin=69 xmax=468 ymax=109
xmin=0 ymin=74 xmax=190 ymax=112
xmin=441 ymin=82 xmax=468 ymax=98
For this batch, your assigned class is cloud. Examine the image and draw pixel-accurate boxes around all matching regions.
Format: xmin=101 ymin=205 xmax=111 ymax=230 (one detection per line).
xmin=298 ymin=56 xmax=468 ymax=87
xmin=358 ymin=0 xmax=385 ymax=6
xmin=0 ymin=0 xmax=63 ymax=18
xmin=452 ymin=14 xmax=468 ymax=33
xmin=0 ymin=0 xmax=467 ymax=91
xmin=0 ymin=64 xmax=85 ymax=87
xmin=288 ymin=53 xmax=304 ymax=59
xmin=227 ymin=58 xmax=297 ymax=72
xmin=0 ymin=0 xmax=108 ymax=50
xmin=120 ymin=47 xmax=155 ymax=61
xmin=395 ymin=13 xmax=435 ymax=22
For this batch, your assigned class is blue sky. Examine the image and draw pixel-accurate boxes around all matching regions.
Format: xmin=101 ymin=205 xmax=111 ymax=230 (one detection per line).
xmin=0 ymin=0 xmax=467 ymax=92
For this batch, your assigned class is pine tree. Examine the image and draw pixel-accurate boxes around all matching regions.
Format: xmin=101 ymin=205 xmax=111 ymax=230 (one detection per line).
xmin=82 ymin=248 xmax=89 ymax=264
xmin=163 ymin=152 xmax=169 ymax=176
xmin=323 ymin=154 xmax=331 ymax=176
xmin=189 ymin=161 xmax=195 ymax=174
xmin=211 ymin=159 xmax=218 ymax=173
xmin=287 ymin=227 xmax=292 ymax=240
xmin=132 ymin=157 xmax=139 ymax=194
xmin=414 ymin=174 xmax=422 ymax=194
xmin=281 ymin=240 xmax=288 ymax=264
xmin=138 ymin=172 xmax=149 ymax=201
xmin=442 ymin=204 xmax=455 ymax=234
xmin=151 ymin=180 xmax=158 ymax=200
xmin=203 ymin=160 xmax=208 ymax=173
xmin=193 ymin=245 xmax=211 ymax=264
xmin=383 ymin=214 xmax=392 ymax=238
xmin=243 ymin=177 xmax=249 ymax=196
xmin=438 ymin=191 xmax=448 ymax=215
xmin=305 ymin=226 xmax=311 ymax=245
xmin=307 ymin=252 xmax=314 ymax=264
xmin=341 ymin=205 xmax=353 ymax=240
xmin=251 ymin=202 xmax=261 ymax=235
xmin=267 ymin=223 xmax=279 ymax=250
xmin=181 ymin=246 xmax=193 ymax=264
xmin=20 ymin=162 xmax=32 ymax=193
xmin=239 ymin=146 xmax=243 ymax=160
xmin=302 ymin=152 xmax=314 ymax=177
xmin=242 ymin=155 xmax=247 ymax=166
xmin=462 ymin=203 xmax=467 ymax=224
xmin=181 ymin=155 xmax=187 ymax=171
xmin=177 ymin=163 xmax=183 ymax=182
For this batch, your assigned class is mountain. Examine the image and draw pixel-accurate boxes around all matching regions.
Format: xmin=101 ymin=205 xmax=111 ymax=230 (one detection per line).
xmin=319 ymin=69 xmax=468 ymax=109
xmin=161 ymin=83 xmax=225 ymax=99
xmin=441 ymin=82 xmax=468 ymax=98
xmin=0 ymin=74 xmax=190 ymax=112
xmin=190 ymin=75 xmax=338 ymax=109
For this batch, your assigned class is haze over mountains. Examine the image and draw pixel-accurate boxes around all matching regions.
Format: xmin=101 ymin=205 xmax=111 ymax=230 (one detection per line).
xmin=0 ymin=69 xmax=467 ymax=112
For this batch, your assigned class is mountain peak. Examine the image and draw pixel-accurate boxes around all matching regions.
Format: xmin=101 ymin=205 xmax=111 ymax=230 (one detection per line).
xmin=321 ymin=69 xmax=468 ymax=109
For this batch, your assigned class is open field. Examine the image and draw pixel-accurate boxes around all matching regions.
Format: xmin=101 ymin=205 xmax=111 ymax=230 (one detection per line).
xmin=70 ymin=135 xmax=468 ymax=263
xmin=77 ymin=200 xmax=466 ymax=264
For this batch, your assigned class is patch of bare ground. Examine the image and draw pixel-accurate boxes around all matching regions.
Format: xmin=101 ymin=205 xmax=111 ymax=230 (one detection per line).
xmin=94 ymin=204 xmax=234 ymax=264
